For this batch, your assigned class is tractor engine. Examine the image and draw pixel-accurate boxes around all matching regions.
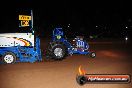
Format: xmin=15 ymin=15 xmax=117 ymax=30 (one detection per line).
xmin=71 ymin=36 xmax=89 ymax=52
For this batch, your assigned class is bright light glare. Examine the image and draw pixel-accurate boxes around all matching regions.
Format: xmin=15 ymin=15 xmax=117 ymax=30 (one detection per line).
xmin=125 ymin=37 xmax=128 ymax=41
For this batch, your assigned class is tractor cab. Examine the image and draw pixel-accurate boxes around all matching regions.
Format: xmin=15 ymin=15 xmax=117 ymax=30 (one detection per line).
xmin=52 ymin=27 xmax=64 ymax=41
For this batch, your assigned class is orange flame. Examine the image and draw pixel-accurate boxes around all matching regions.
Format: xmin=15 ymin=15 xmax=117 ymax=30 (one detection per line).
xmin=78 ymin=65 xmax=86 ymax=75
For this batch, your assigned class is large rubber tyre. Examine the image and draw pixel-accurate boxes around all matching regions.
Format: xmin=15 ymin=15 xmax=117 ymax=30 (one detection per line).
xmin=2 ymin=52 xmax=16 ymax=64
xmin=46 ymin=42 xmax=68 ymax=60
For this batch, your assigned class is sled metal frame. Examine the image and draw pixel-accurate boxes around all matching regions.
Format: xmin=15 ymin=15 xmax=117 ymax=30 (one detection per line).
xmin=0 ymin=10 xmax=42 ymax=63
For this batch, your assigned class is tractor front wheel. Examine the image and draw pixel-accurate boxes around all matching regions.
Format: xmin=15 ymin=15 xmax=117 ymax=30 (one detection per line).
xmin=90 ymin=52 xmax=96 ymax=58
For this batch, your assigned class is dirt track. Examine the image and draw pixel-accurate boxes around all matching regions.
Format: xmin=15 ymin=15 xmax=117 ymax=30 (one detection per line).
xmin=0 ymin=39 xmax=132 ymax=88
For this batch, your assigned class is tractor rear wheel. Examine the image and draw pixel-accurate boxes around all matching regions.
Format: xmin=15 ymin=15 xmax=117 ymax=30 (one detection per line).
xmin=46 ymin=42 xmax=67 ymax=60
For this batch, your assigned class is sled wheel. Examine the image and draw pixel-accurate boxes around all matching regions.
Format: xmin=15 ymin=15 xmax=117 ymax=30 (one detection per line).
xmin=2 ymin=52 xmax=16 ymax=64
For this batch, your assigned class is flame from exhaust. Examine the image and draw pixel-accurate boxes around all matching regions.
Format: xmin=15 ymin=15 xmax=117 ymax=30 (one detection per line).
xmin=78 ymin=65 xmax=86 ymax=75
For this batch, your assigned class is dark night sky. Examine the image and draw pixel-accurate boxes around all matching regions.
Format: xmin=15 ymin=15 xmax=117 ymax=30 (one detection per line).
xmin=0 ymin=1 xmax=132 ymax=38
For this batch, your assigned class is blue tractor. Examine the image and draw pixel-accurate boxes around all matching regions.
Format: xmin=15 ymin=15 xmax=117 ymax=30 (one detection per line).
xmin=46 ymin=27 xmax=96 ymax=60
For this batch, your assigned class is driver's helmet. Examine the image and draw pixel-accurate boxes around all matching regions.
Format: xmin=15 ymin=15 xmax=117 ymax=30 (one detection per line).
xmin=56 ymin=35 xmax=61 ymax=39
